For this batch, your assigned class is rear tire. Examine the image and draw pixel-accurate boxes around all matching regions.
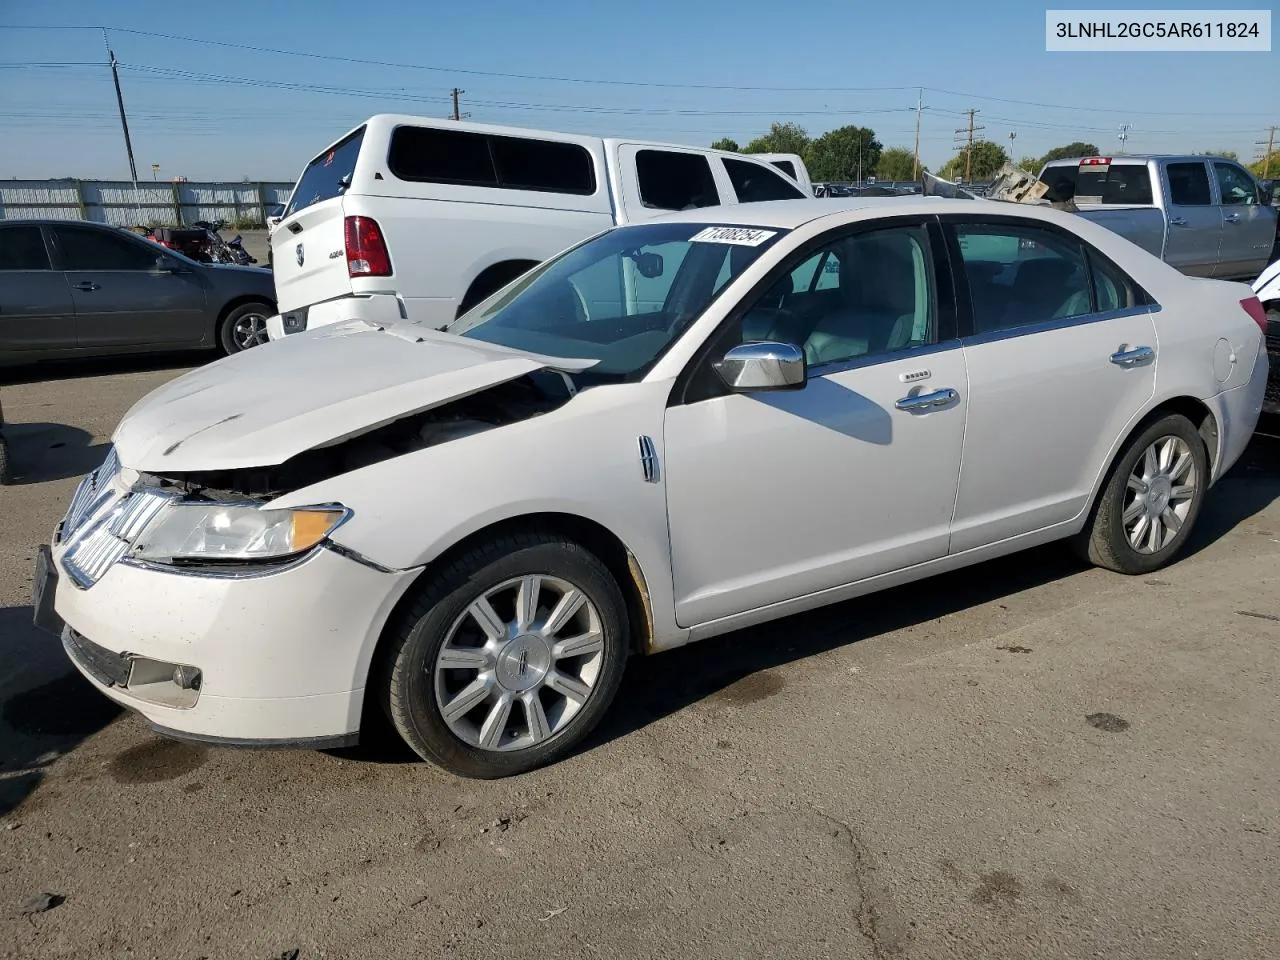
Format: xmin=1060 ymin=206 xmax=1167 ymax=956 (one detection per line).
xmin=1072 ymin=413 xmax=1208 ymax=574
xmin=218 ymin=302 xmax=273 ymax=355
xmin=0 ymin=436 xmax=11 ymax=485
xmin=379 ymin=532 xmax=629 ymax=778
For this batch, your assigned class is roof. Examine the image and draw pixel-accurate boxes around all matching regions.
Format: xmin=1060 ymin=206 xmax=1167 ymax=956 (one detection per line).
xmin=1041 ymin=154 xmax=1215 ymax=165
xmin=646 ymin=195 xmax=1047 ymax=230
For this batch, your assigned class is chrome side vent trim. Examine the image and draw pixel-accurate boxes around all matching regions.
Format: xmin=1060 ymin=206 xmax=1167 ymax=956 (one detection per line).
xmin=638 ymin=435 xmax=660 ymax=484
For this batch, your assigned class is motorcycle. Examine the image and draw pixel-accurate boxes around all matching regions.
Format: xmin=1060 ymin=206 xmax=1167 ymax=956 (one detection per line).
xmin=144 ymin=219 xmax=260 ymax=267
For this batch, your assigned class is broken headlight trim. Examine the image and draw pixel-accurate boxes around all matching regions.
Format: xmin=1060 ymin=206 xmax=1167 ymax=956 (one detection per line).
xmin=128 ymin=501 xmax=350 ymax=564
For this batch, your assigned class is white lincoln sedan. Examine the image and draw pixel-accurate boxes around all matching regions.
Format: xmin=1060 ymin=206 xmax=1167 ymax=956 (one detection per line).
xmin=35 ymin=198 xmax=1270 ymax=777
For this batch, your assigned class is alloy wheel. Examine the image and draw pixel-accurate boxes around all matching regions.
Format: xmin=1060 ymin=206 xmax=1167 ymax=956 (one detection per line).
xmin=1122 ymin=435 xmax=1198 ymax=554
xmin=433 ymin=575 xmax=605 ymax=752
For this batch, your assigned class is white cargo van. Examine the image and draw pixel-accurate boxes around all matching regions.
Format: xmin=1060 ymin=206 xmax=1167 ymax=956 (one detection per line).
xmin=267 ymin=115 xmax=808 ymax=339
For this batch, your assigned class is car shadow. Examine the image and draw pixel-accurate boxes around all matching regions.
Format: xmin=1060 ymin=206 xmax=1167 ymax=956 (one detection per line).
xmin=587 ymin=429 xmax=1280 ymax=754
xmin=0 ymin=422 xmax=108 ymax=485
xmin=0 ymin=351 xmax=210 ymax=387
xmin=0 ymin=606 xmax=123 ymax=817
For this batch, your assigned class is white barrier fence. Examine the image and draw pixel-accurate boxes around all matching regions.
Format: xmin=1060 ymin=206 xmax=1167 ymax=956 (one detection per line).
xmin=0 ymin=179 xmax=296 ymax=227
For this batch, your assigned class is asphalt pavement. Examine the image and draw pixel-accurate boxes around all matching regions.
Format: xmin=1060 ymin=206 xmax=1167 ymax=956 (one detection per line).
xmin=1 ymin=358 xmax=1277 ymax=960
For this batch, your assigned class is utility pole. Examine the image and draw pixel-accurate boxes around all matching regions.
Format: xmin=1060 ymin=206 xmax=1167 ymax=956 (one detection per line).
xmin=450 ymin=88 xmax=467 ymax=121
xmin=954 ymin=109 xmax=982 ymax=182
xmin=104 ymin=30 xmax=138 ymax=182
xmin=912 ymin=88 xmax=923 ymax=180
xmin=1117 ymin=123 xmax=1131 ymax=154
xmin=1256 ymin=125 xmax=1277 ymax=178
xmin=1008 ymin=130 xmax=1016 ymax=165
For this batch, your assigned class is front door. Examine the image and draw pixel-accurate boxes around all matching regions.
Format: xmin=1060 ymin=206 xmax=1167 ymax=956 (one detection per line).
xmin=50 ymin=225 xmax=207 ymax=348
xmin=1162 ymin=161 xmax=1221 ymax=277
xmin=662 ymin=221 xmax=968 ymax=626
xmin=0 ymin=223 xmax=76 ymax=353
xmin=944 ymin=217 xmax=1157 ymax=553
xmin=1212 ymin=160 xmax=1275 ymax=279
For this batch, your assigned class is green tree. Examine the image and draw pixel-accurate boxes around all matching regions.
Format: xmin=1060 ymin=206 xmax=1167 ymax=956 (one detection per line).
xmin=1194 ymin=149 xmax=1239 ymax=160
xmin=939 ymin=140 xmax=1009 ymax=180
xmin=742 ymin=122 xmax=810 ymax=157
xmin=805 ymin=126 xmax=882 ymax=182
xmin=1040 ymin=141 xmax=1100 ymax=163
xmin=1250 ymin=150 xmax=1280 ymax=179
xmin=1017 ymin=155 xmax=1042 ymax=174
xmin=874 ymin=146 xmax=920 ymax=180
xmin=710 ymin=137 xmax=740 ymax=152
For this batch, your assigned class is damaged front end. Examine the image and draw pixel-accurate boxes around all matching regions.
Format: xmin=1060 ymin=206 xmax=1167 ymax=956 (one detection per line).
xmin=136 ymin=372 xmax=573 ymax=501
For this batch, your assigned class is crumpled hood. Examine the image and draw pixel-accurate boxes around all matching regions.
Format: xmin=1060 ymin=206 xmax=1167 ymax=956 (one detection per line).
xmin=112 ymin=320 xmax=595 ymax=472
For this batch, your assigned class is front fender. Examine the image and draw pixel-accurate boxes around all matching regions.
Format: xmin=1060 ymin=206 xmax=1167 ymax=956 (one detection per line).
xmin=271 ymin=379 xmax=685 ymax=646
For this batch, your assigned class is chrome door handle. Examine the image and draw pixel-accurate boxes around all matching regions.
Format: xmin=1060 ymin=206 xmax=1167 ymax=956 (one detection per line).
xmin=1169 ymin=216 xmax=1188 ymax=226
xmin=1223 ymin=214 xmax=1240 ymax=224
xmin=1110 ymin=345 xmax=1154 ymax=366
xmin=895 ymin=387 xmax=959 ymax=411
xmin=74 ymin=281 xmax=101 ymax=292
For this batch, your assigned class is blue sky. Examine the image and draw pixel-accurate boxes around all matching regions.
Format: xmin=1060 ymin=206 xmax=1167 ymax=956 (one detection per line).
xmin=0 ymin=0 xmax=1274 ymax=181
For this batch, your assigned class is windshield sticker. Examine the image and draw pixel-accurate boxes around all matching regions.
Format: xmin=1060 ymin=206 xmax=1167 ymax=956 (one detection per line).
xmin=689 ymin=226 xmax=778 ymax=246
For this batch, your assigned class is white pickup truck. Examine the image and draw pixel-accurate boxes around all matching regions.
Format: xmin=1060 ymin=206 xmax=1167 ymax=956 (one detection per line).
xmin=1037 ymin=155 xmax=1278 ymax=280
xmin=266 ymin=115 xmax=810 ymax=339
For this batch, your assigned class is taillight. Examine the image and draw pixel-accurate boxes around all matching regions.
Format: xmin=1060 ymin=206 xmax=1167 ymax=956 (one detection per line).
xmin=344 ymin=216 xmax=392 ymax=277
xmin=1240 ymin=296 xmax=1267 ymax=334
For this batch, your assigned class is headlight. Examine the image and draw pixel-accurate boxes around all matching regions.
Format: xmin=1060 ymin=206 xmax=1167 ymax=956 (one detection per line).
xmin=129 ymin=501 xmax=349 ymax=564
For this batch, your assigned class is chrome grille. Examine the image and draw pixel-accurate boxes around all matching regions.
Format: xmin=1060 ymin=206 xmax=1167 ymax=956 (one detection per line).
xmin=62 ymin=446 xmax=122 ymax=541
xmin=62 ymin=489 xmax=174 ymax=589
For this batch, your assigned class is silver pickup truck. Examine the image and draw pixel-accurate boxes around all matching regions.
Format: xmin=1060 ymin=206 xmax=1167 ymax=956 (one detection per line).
xmin=1038 ymin=155 xmax=1278 ymax=280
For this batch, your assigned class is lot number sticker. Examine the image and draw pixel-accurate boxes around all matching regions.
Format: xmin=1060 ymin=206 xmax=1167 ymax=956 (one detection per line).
xmin=689 ymin=226 xmax=778 ymax=246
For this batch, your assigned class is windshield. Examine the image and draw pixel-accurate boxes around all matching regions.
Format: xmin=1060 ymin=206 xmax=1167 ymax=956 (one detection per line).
xmin=445 ymin=221 xmax=788 ymax=381
xmin=286 ymin=126 xmax=365 ymax=217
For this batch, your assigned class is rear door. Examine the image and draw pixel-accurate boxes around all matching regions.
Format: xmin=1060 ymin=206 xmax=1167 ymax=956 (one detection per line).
xmin=720 ymin=157 xmax=808 ymax=204
xmin=0 ymin=223 xmax=76 ymax=353
xmin=50 ymin=224 xmax=207 ymax=347
xmin=945 ymin=216 xmax=1157 ymax=552
xmin=1212 ymin=160 xmax=1274 ymax=279
xmin=1162 ymin=160 xmax=1221 ymax=277
xmin=272 ymin=126 xmax=365 ymax=314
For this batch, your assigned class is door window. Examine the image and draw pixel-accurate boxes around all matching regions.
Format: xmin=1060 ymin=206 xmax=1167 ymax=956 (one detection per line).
xmin=954 ymin=223 xmax=1092 ymax=334
xmin=1166 ymin=162 xmax=1212 ymax=206
xmin=723 ymin=158 xmax=806 ymax=202
xmin=1213 ymin=162 xmax=1260 ymax=206
xmin=55 ymin=227 xmax=158 ymax=271
xmin=635 ymin=150 xmax=720 ymax=211
xmin=727 ymin=224 xmax=936 ymax=367
xmin=0 ymin=225 xmax=51 ymax=270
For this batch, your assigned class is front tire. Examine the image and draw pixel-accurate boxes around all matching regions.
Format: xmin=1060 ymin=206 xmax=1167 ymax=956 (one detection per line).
xmin=218 ymin=302 xmax=273 ymax=355
xmin=1073 ymin=413 xmax=1208 ymax=574
xmin=380 ymin=533 xmax=630 ymax=778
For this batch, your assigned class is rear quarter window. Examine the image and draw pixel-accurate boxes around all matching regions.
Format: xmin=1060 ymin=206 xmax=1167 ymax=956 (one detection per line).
xmin=723 ymin=158 xmax=806 ymax=202
xmin=388 ymin=126 xmax=596 ymax=195
xmin=635 ymin=150 xmax=720 ymax=211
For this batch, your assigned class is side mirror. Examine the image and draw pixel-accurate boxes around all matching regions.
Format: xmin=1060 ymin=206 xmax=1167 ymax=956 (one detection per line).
xmin=151 ymin=255 xmax=180 ymax=275
xmin=714 ymin=341 xmax=807 ymax=392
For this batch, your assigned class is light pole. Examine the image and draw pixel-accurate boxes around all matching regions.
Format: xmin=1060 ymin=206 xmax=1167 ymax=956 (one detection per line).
xmin=1008 ymin=131 xmax=1016 ymax=166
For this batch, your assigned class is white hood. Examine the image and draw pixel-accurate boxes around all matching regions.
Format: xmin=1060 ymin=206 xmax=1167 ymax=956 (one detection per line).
xmin=112 ymin=320 xmax=595 ymax=472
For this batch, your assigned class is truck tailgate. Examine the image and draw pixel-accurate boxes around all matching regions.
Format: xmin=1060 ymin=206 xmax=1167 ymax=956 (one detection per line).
xmin=271 ymin=197 xmax=352 ymax=314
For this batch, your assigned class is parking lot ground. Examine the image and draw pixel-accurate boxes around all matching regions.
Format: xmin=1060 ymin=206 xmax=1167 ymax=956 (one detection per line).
xmin=1 ymin=360 xmax=1278 ymax=960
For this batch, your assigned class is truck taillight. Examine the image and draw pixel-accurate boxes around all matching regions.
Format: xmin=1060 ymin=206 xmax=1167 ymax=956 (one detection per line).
xmin=1240 ymin=296 xmax=1267 ymax=334
xmin=344 ymin=216 xmax=392 ymax=277
xmin=1080 ymin=157 xmax=1113 ymax=166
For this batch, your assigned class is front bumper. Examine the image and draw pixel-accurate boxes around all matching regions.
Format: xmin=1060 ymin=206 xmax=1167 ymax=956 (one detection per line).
xmin=49 ymin=543 xmax=419 ymax=744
